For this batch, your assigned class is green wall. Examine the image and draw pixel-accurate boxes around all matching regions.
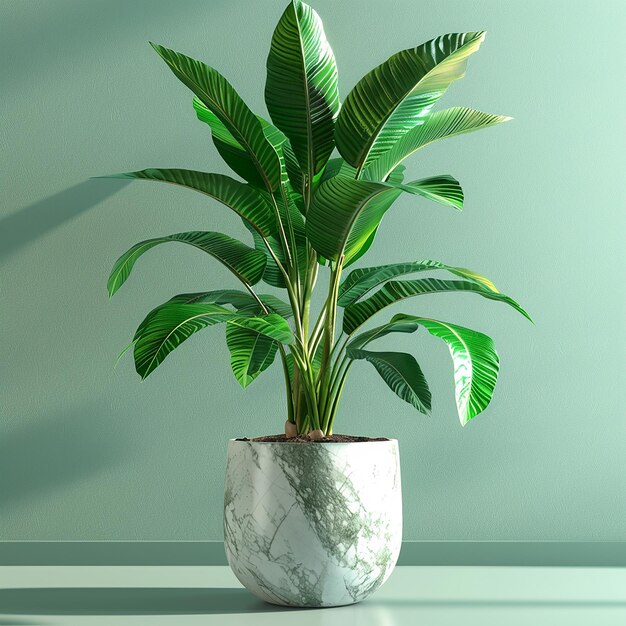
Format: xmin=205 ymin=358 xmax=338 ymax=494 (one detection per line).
xmin=1 ymin=0 xmax=624 ymax=543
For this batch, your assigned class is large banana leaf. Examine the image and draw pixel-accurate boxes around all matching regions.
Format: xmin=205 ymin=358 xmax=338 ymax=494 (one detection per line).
xmin=414 ymin=317 xmax=498 ymax=424
xmin=151 ymin=43 xmax=281 ymax=191
xmin=242 ymin=196 xmax=307 ymax=289
xmin=348 ymin=349 xmax=431 ymax=414
xmin=345 ymin=315 xmax=426 ymax=414
xmin=134 ymin=290 xmax=292 ymax=343
xmin=306 ymin=175 xmax=462 ymax=261
xmin=341 ymin=164 xmax=406 ymax=266
xmin=164 ymin=291 xmax=292 ymax=317
xmin=343 ymin=278 xmax=532 ymax=334
xmin=339 ymin=260 xmax=498 ymax=307
xmin=133 ymin=302 xmax=292 ymax=379
xmin=103 ymin=169 xmax=277 ymax=237
xmin=225 ymin=324 xmax=278 ymax=388
xmin=107 ymin=231 xmax=266 ymax=297
xmin=247 ymin=230 xmax=288 ymax=287
xmin=193 ymin=97 xmax=265 ymax=188
xmin=335 ymin=32 xmax=485 ymax=171
xmin=403 ymin=175 xmax=463 ymax=210
xmin=363 ymin=107 xmax=511 ymax=181
xmin=266 ymin=0 xmax=339 ymax=177
xmin=195 ymin=96 xmax=302 ymax=194
xmin=346 ymin=313 xmax=421 ymax=351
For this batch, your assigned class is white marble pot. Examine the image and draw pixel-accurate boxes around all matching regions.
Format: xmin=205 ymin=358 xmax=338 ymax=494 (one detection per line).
xmin=224 ymin=438 xmax=402 ymax=607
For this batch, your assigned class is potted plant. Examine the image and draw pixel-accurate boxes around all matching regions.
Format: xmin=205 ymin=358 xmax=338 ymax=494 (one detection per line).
xmin=103 ymin=0 xmax=531 ymax=608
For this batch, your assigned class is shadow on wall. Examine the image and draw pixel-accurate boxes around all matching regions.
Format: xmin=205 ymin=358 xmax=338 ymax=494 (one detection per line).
xmin=0 ymin=404 xmax=129 ymax=509
xmin=0 ymin=180 xmax=128 ymax=262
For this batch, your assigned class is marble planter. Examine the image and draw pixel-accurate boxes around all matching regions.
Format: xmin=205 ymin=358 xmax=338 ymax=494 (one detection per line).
xmin=223 ymin=438 xmax=402 ymax=607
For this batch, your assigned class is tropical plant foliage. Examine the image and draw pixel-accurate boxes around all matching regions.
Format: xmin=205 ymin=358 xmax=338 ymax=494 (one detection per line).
xmin=105 ymin=0 xmax=531 ymax=435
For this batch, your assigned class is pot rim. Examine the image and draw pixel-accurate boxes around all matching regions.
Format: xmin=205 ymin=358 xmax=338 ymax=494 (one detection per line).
xmin=228 ymin=437 xmax=398 ymax=445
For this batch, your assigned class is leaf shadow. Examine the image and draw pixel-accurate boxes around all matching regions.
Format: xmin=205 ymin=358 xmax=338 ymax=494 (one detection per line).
xmin=0 ymin=404 xmax=130 ymax=509
xmin=0 ymin=180 xmax=128 ymax=262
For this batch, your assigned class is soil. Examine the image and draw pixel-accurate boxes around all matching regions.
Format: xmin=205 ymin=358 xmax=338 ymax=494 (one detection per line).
xmin=239 ymin=434 xmax=390 ymax=443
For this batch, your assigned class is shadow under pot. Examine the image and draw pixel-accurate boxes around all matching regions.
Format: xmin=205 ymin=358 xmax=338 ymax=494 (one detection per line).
xmin=224 ymin=438 xmax=402 ymax=607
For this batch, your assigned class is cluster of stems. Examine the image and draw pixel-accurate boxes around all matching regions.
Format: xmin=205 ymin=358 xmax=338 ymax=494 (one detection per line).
xmin=244 ymin=181 xmax=351 ymax=437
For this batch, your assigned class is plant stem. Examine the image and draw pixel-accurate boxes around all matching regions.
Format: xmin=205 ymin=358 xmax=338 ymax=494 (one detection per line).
xmin=326 ymin=361 xmax=352 ymax=435
xmin=290 ymin=347 xmax=320 ymax=431
xmin=318 ymin=259 xmax=343 ymax=430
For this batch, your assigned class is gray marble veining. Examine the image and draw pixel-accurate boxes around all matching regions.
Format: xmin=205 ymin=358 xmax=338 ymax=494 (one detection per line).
xmin=224 ymin=439 xmax=402 ymax=607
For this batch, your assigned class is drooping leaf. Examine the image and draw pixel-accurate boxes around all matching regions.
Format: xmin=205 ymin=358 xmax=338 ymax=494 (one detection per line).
xmin=343 ymin=278 xmax=532 ymax=334
xmin=363 ymin=107 xmax=511 ymax=181
xmin=151 ymin=43 xmax=281 ymax=190
xmin=339 ymin=260 xmax=499 ymax=307
xmin=247 ymin=229 xmax=288 ymax=287
xmin=266 ymin=0 xmax=339 ymax=177
xmin=306 ymin=175 xmax=462 ymax=261
xmin=341 ymin=164 xmax=407 ymax=266
xmin=165 ymin=290 xmax=292 ymax=318
xmin=193 ymin=97 xmax=266 ymax=187
xmin=348 ymin=349 xmax=431 ymax=414
xmin=405 ymin=316 xmax=499 ymax=424
xmin=108 ymin=231 xmax=266 ymax=297
xmin=133 ymin=302 xmax=292 ymax=379
xmin=236 ymin=294 xmax=294 ymax=318
xmin=133 ymin=291 xmax=292 ymax=348
xmin=346 ymin=313 xmax=421 ymax=351
xmin=225 ymin=324 xmax=278 ymax=387
xmin=402 ymin=175 xmax=463 ymax=210
xmin=101 ymin=169 xmax=277 ymax=237
xmin=165 ymin=290 xmax=260 ymax=308
xmin=335 ymin=32 xmax=485 ymax=171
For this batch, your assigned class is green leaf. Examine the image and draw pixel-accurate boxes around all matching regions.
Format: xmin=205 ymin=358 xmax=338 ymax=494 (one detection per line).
xmin=402 ymin=175 xmax=463 ymax=210
xmin=363 ymin=107 xmax=511 ymax=181
xmin=346 ymin=313 xmax=421 ymax=351
xmin=339 ymin=260 xmax=499 ymax=307
xmin=341 ymin=164 xmax=406 ymax=266
xmin=193 ymin=97 xmax=265 ymax=188
xmin=165 ymin=289 xmax=260 ymax=308
xmin=107 ymin=231 xmax=266 ymax=297
xmin=335 ymin=32 xmax=485 ymax=171
xmin=306 ymin=175 xmax=461 ymax=261
xmin=133 ymin=303 xmax=236 ymax=379
xmin=266 ymin=0 xmax=339 ymax=177
xmin=133 ymin=302 xmax=292 ymax=379
xmin=102 ymin=169 xmax=277 ymax=237
xmin=225 ymin=324 xmax=278 ymax=388
xmin=165 ymin=290 xmax=292 ymax=318
xmin=343 ymin=277 xmax=532 ymax=334
xmin=348 ymin=349 xmax=431 ymax=414
xmin=150 ymin=43 xmax=281 ymax=191
xmin=157 ymin=291 xmax=287 ymax=388
xmin=411 ymin=317 xmax=499 ymax=424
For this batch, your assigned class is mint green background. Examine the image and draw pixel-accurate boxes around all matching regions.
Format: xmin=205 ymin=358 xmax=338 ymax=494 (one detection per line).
xmin=1 ymin=0 xmax=624 ymax=543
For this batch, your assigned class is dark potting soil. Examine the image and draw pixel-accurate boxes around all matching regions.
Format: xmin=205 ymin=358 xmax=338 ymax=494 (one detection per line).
xmin=240 ymin=434 xmax=389 ymax=443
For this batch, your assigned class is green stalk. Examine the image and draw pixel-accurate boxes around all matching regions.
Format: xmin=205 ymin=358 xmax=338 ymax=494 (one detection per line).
xmin=290 ymin=347 xmax=321 ymax=431
xmin=318 ymin=259 xmax=343 ymax=431
xmin=326 ymin=361 xmax=352 ymax=435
